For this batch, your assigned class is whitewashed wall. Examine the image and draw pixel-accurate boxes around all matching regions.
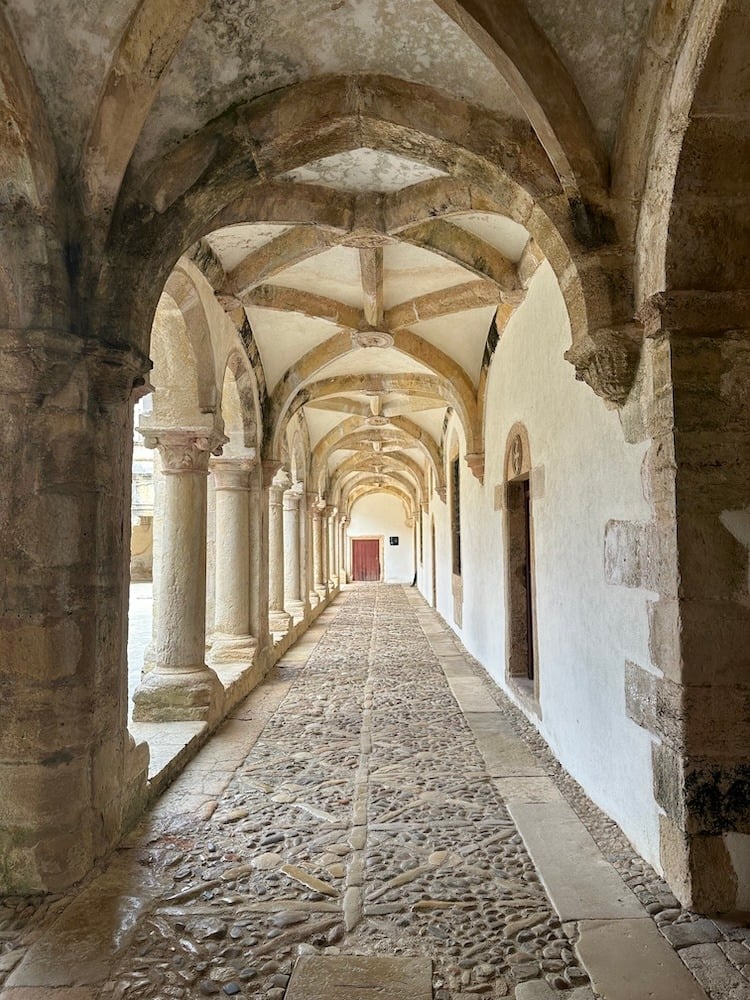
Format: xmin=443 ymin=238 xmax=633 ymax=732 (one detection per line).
xmin=347 ymin=494 xmax=414 ymax=583
xmin=421 ymin=261 xmax=661 ymax=869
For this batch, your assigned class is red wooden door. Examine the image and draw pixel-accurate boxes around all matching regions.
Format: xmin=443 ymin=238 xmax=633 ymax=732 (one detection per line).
xmin=352 ymin=539 xmax=380 ymax=581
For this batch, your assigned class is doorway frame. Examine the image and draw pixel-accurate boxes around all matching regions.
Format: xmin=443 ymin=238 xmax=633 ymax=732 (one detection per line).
xmin=503 ymin=423 xmax=540 ymax=715
xmin=350 ymin=534 xmax=384 ymax=582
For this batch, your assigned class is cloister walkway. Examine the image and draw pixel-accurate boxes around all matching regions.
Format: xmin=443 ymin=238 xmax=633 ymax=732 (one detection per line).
xmin=0 ymin=587 xmax=743 ymax=1000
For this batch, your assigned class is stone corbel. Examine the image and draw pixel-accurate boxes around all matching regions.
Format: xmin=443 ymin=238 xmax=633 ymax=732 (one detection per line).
xmin=465 ymin=452 xmax=485 ymax=484
xmin=436 ymin=485 xmax=447 ymax=503
xmin=564 ymin=325 xmax=642 ymax=407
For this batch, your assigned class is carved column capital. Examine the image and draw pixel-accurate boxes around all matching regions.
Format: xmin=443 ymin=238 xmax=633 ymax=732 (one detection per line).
xmin=261 ymin=460 xmax=283 ymax=489
xmin=308 ymin=493 xmax=326 ymax=517
xmin=564 ymin=325 xmax=643 ymax=407
xmin=141 ymin=428 xmax=228 ymax=474
xmin=209 ymin=455 xmax=256 ymax=491
xmin=283 ymin=482 xmax=304 ymax=510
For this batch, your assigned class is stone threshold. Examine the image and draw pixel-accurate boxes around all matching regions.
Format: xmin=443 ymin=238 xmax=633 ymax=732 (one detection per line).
xmin=129 ymin=588 xmax=340 ymax=800
xmin=406 ymin=588 xmax=715 ymax=1000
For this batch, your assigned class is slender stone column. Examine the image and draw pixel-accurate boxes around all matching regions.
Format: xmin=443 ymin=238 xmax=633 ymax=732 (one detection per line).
xmin=267 ymin=465 xmax=292 ymax=636
xmin=133 ymin=428 xmax=226 ymax=722
xmin=0 ymin=334 xmax=150 ymax=892
xmin=297 ymin=486 xmax=312 ymax=617
xmin=209 ymin=456 xmax=257 ymax=663
xmin=311 ymin=496 xmax=328 ymax=600
xmin=339 ymin=514 xmax=349 ymax=583
xmin=249 ymin=466 xmax=270 ymax=649
xmin=326 ymin=505 xmax=338 ymax=589
xmin=283 ymin=483 xmax=306 ymax=620
xmin=408 ymin=515 xmax=417 ymax=581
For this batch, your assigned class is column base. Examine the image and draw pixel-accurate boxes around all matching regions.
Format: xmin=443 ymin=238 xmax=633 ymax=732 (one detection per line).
xmin=285 ymin=600 xmax=306 ymax=622
xmin=269 ymin=609 xmax=292 ymax=637
xmin=208 ymin=633 xmax=257 ymax=665
xmin=309 ymin=591 xmax=321 ymax=608
xmin=315 ymin=584 xmax=329 ymax=601
xmin=132 ymin=665 xmax=224 ymax=723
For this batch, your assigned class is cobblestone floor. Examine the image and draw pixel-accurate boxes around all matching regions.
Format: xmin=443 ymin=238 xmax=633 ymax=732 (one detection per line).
xmin=1 ymin=585 xmax=747 ymax=1000
xmin=107 ymin=585 xmax=589 ymax=999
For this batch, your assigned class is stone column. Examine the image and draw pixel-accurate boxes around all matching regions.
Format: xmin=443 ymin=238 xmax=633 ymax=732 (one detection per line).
xmin=283 ymin=483 xmax=306 ymax=621
xmin=243 ymin=463 xmax=266 ymax=652
xmin=311 ymin=496 xmax=328 ymax=601
xmin=0 ymin=334 xmax=149 ymax=892
xmin=133 ymin=428 xmax=226 ymax=722
xmin=209 ymin=456 xmax=257 ymax=664
xmin=267 ymin=465 xmax=292 ymax=636
xmin=326 ymin=505 xmax=337 ymax=590
xmin=298 ymin=486 xmax=312 ymax=617
xmin=407 ymin=515 xmax=417 ymax=581
xmin=340 ymin=515 xmax=350 ymax=583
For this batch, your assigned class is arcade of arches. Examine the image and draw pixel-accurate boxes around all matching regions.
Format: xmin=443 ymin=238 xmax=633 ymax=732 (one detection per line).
xmin=1 ymin=0 xmax=750 ymax=965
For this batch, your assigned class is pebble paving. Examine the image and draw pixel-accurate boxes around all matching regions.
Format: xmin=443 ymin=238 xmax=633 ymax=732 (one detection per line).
xmin=105 ymin=585 xmax=588 ymax=999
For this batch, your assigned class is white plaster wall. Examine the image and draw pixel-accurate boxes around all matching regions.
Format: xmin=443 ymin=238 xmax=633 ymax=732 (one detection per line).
xmin=422 ymin=262 xmax=661 ymax=869
xmin=347 ymin=493 xmax=414 ymax=583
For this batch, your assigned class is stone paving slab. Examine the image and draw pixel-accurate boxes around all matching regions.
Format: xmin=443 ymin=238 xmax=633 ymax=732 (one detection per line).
xmin=493 ymin=777 xmax=564 ymax=802
xmin=465 ymin=713 xmax=546 ymax=777
xmin=507 ymin=801 xmax=644 ymax=921
xmin=445 ymin=676 xmax=501 ymax=712
xmin=285 ymin=955 xmax=432 ymax=1000
xmin=575 ymin=918 xmax=710 ymax=1000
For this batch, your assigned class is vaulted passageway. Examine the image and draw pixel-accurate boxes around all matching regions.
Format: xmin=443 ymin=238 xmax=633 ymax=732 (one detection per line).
xmin=3 ymin=0 xmax=750 ymax=985
xmin=1 ymin=586 xmax=737 ymax=999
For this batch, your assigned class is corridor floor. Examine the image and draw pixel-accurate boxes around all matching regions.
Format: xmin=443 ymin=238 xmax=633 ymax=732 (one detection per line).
xmin=2 ymin=586 xmax=747 ymax=1000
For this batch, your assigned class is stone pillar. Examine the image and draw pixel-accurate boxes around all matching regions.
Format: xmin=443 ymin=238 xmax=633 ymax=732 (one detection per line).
xmin=209 ymin=456 xmax=257 ymax=663
xmin=0 ymin=334 xmax=149 ymax=892
xmin=283 ymin=483 xmax=306 ymax=621
xmin=326 ymin=505 xmax=337 ymax=590
xmin=267 ymin=465 xmax=292 ymax=636
xmin=607 ymin=294 xmax=750 ymax=912
xmin=310 ymin=496 xmax=328 ymax=601
xmin=133 ymin=428 xmax=226 ymax=722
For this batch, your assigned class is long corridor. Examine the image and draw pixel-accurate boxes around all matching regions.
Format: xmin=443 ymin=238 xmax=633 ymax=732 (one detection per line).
xmin=1 ymin=588 xmax=742 ymax=1000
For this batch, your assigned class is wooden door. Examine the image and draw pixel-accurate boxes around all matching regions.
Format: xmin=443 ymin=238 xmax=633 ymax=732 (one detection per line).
xmin=352 ymin=538 xmax=380 ymax=581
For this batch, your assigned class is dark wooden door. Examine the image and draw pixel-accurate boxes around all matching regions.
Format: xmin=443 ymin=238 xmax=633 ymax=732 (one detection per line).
xmin=352 ymin=539 xmax=380 ymax=581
